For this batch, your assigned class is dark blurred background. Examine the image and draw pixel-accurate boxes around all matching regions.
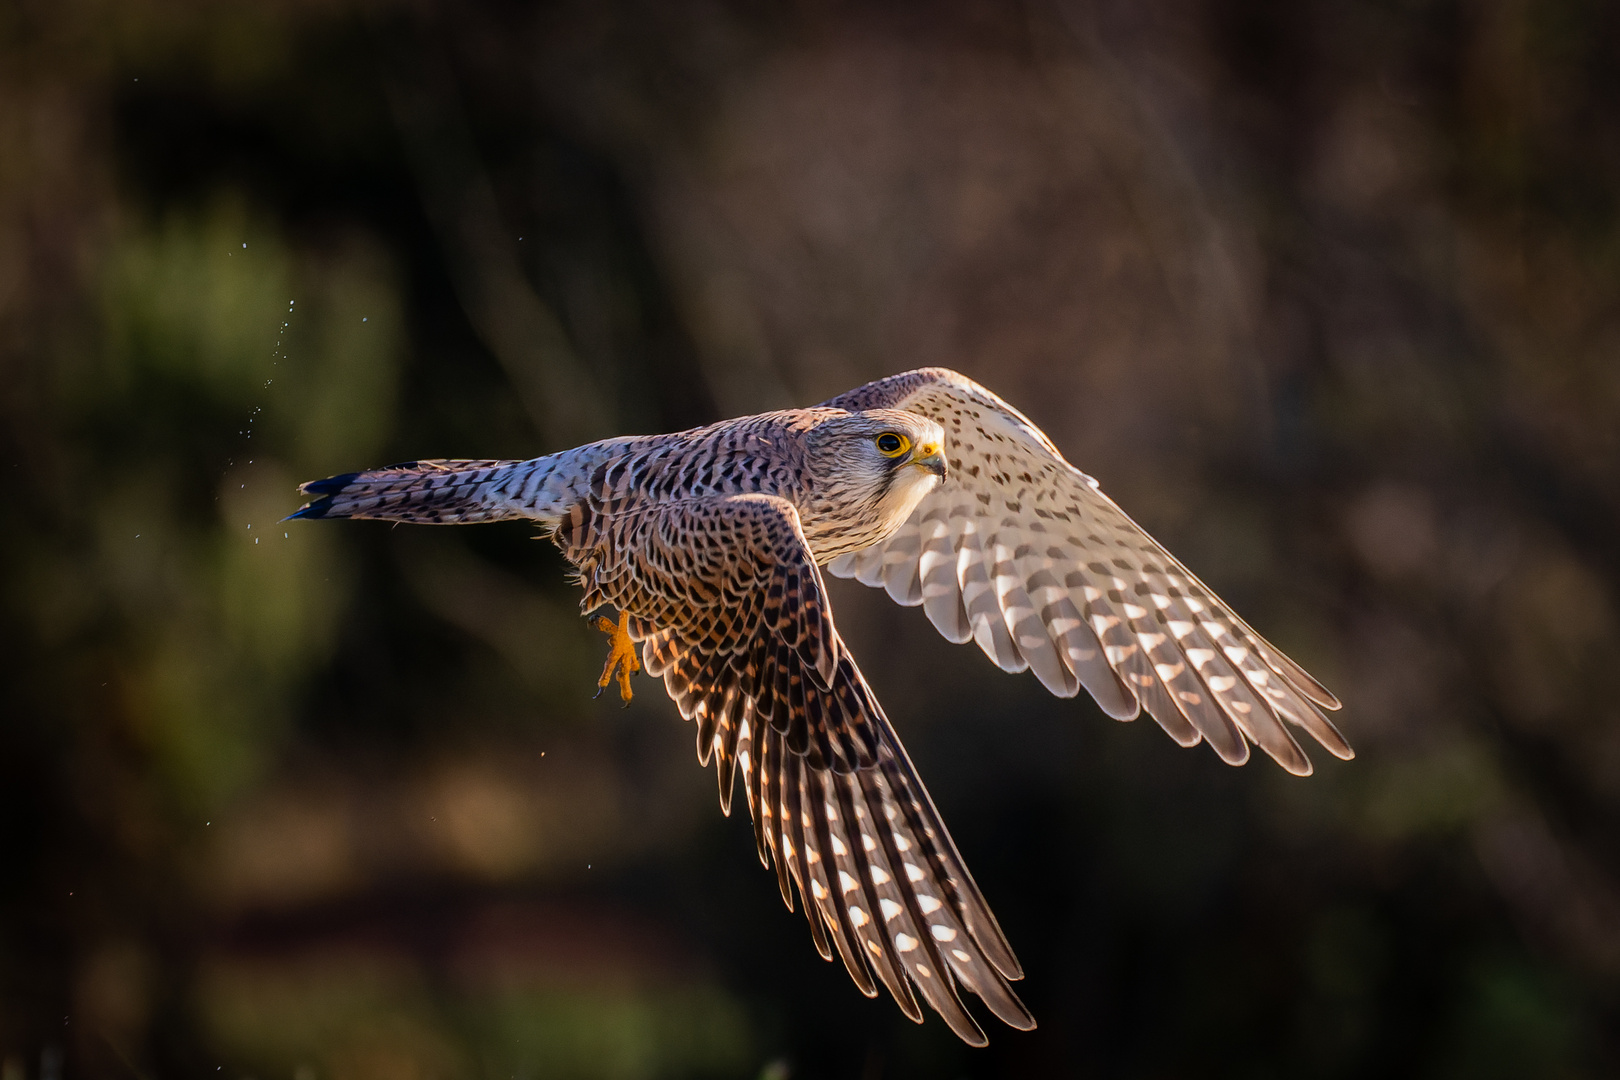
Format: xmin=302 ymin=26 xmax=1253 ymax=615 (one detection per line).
xmin=3 ymin=0 xmax=1619 ymax=1076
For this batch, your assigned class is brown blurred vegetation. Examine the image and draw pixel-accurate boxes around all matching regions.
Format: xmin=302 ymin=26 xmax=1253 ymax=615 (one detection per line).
xmin=2 ymin=0 xmax=1619 ymax=1077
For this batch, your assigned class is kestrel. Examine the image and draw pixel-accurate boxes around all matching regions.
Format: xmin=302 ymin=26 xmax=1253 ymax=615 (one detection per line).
xmin=290 ymin=368 xmax=1349 ymax=1045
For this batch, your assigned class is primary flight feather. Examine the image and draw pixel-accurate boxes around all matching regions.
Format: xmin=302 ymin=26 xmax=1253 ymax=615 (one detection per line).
xmin=290 ymin=367 xmax=1349 ymax=1045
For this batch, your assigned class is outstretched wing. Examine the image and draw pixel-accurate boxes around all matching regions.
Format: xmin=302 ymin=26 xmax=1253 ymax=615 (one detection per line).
xmin=823 ymin=368 xmax=1350 ymax=776
xmin=555 ymin=489 xmax=1034 ymax=1045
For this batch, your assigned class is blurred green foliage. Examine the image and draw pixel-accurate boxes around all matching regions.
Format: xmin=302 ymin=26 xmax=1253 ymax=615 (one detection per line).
xmin=80 ymin=200 xmax=402 ymax=808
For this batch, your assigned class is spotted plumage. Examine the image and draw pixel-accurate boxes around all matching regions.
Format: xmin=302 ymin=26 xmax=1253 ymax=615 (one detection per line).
xmin=290 ymin=368 xmax=1349 ymax=1045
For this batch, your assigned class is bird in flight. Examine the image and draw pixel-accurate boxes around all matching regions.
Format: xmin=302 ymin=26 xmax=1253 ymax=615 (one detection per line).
xmin=290 ymin=367 xmax=1349 ymax=1045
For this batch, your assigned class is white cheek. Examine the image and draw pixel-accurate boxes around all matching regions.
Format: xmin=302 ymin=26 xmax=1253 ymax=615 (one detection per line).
xmin=886 ymin=468 xmax=940 ymax=519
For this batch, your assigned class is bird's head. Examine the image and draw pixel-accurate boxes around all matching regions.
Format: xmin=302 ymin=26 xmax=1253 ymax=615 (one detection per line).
xmin=799 ymin=408 xmax=947 ymax=558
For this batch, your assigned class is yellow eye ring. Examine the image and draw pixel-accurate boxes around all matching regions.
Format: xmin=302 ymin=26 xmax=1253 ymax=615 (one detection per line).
xmin=875 ymin=432 xmax=910 ymax=457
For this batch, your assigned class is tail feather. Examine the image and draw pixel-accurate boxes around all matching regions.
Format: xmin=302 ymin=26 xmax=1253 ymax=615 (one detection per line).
xmin=288 ymin=459 xmax=527 ymax=524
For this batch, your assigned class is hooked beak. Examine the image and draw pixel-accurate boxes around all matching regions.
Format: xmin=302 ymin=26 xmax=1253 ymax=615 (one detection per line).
xmin=912 ymin=442 xmax=947 ymax=480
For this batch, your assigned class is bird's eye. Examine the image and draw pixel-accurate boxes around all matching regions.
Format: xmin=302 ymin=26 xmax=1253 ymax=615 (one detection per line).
xmin=875 ymin=432 xmax=910 ymax=457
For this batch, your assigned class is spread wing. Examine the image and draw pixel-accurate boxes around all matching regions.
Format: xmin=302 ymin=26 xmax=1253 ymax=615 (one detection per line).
xmin=554 ymin=488 xmax=1035 ymax=1045
xmin=823 ymin=368 xmax=1350 ymax=776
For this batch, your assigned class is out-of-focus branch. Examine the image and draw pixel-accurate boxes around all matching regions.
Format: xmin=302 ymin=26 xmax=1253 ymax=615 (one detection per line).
xmin=1041 ymin=0 xmax=1271 ymax=429
xmin=377 ymin=21 xmax=614 ymax=449
xmin=1475 ymin=803 xmax=1620 ymax=976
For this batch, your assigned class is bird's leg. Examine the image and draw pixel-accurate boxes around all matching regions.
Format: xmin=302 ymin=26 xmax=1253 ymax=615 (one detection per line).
xmin=594 ymin=609 xmax=640 ymax=706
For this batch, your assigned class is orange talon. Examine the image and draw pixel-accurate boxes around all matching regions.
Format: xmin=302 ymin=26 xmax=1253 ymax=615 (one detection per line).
xmin=594 ymin=609 xmax=640 ymax=705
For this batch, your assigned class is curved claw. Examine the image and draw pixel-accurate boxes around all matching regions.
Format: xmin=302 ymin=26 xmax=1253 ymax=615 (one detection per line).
xmin=595 ymin=610 xmax=640 ymax=704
